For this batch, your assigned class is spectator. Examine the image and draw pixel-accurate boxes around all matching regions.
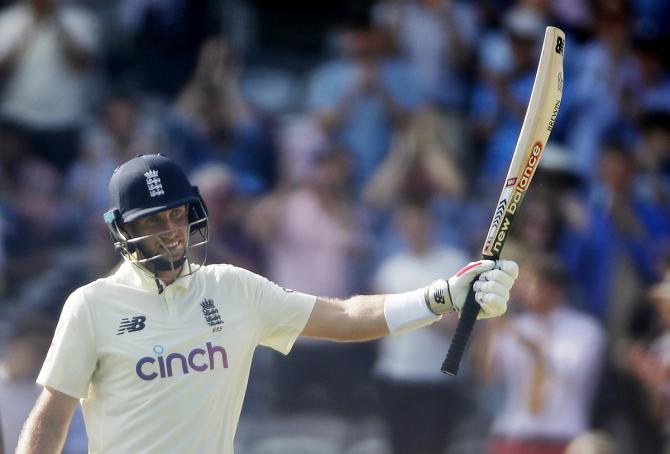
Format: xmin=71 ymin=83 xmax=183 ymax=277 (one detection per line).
xmin=362 ymin=106 xmax=471 ymax=255
xmin=0 ymin=1 xmax=669 ymax=451
xmin=372 ymin=0 xmax=479 ymax=110
xmin=189 ymin=163 xmax=262 ymax=273
xmin=499 ymin=192 xmax=562 ymax=264
xmin=567 ymin=0 xmax=636 ymax=179
xmin=373 ymin=200 xmax=473 ymax=454
xmin=274 ymin=115 xmax=330 ymax=187
xmin=248 ymin=147 xmax=363 ymax=299
xmin=562 ymin=141 xmax=667 ymax=450
xmin=363 ymin=107 xmax=466 ymax=210
xmin=247 ymin=147 xmax=368 ymax=415
xmin=2 ymin=158 xmax=70 ymax=295
xmin=111 ymin=0 xmax=211 ymax=99
xmin=0 ymin=0 xmax=99 ymax=173
xmin=549 ymin=0 xmax=591 ymax=36
xmin=631 ymin=0 xmax=670 ymax=38
xmin=627 ymin=35 xmax=670 ymax=118
xmin=501 ymin=143 xmax=588 ymax=265
xmin=307 ymin=17 xmax=422 ymax=189
xmin=626 ymin=281 xmax=670 ymax=453
xmin=64 ymin=91 xmax=160 ymax=227
xmin=565 ymin=142 xmax=670 ymax=343
xmin=470 ymin=5 xmax=548 ymax=183
xmin=166 ymin=37 xmax=275 ymax=189
xmin=476 ymin=254 xmax=605 ymax=454
xmin=635 ymin=112 xmax=670 ymax=207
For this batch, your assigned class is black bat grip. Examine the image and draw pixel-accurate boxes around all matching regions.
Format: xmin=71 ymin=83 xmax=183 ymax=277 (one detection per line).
xmin=441 ymin=282 xmax=480 ymax=375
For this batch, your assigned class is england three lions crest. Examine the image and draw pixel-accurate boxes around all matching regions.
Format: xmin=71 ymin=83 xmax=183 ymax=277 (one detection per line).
xmin=144 ymin=169 xmax=165 ymax=198
xmin=200 ymin=298 xmax=224 ymax=329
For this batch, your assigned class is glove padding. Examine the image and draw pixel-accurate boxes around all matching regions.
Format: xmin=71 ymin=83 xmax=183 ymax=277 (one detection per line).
xmin=424 ymin=260 xmax=518 ymax=319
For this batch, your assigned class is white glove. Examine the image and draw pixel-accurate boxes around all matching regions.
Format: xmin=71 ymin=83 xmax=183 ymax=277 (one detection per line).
xmin=424 ymin=260 xmax=519 ymax=319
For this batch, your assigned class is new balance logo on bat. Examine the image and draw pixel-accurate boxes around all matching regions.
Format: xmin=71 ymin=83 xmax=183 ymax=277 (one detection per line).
xmin=555 ymin=36 xmax=564 ymax=55
xmin=517 ymin=142 xmax=543 ymax=191
xmin=117 ymin=315 xmax=147 ymax=335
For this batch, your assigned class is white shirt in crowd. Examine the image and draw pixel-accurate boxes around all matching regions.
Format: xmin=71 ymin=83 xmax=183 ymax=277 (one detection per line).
xmin=490 ymin=305 xmax=605 ymax=439
xmin=37 ymin=261 xmax=316 ymax=453
xmin=374 ymin=246 xmax=469 ymax=382
xmin=0 ymin=3 xmax=99 ymax=128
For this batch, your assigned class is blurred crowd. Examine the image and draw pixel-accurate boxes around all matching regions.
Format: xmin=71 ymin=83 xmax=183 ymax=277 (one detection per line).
xmin=0 ymin=0 xmax=669 ymax=453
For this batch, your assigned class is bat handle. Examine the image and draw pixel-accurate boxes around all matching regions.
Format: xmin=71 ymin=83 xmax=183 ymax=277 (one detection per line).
xmin=441 ymin=283 xmax=480 ymax=375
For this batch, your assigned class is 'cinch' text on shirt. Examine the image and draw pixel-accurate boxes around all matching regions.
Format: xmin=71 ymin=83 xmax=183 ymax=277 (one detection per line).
xmin=135 ymin=342 xmax=228 ymax=381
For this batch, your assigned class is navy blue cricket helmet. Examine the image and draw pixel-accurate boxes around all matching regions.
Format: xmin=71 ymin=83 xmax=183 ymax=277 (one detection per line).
xmin=104 ymin=154 xmax=208 ymax=274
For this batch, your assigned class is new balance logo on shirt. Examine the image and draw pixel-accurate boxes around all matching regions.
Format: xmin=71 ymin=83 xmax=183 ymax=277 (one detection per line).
xmin=117 ymin=316 xmax=147 ymax=335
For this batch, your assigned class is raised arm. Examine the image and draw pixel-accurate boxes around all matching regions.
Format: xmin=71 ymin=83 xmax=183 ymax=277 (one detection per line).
xmin=301 ymin=260 xmax=518 ymax=342
xmin=301 ymin=294 xmax=388 ymax=341
xmin=55 ymin=12 xmax=98 ymax=70
xmin=16 ymin=387 xmax=79 ymax=454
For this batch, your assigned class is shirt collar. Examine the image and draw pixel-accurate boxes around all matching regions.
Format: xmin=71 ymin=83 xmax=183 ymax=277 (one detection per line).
xmin=115 ymin=260 xmax=195 ymax=292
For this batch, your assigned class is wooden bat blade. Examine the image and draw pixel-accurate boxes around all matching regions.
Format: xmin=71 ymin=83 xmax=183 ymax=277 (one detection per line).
xmin=441 ymin=26 xmax=565 ymax=376
xmin=482 ymin=26 xmax=565 ymax=259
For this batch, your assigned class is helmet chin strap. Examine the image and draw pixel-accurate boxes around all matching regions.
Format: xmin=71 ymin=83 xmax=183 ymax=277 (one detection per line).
xmin=135 ymin=243 xmax=187 ymax=274
xmin=151 ymin=256 xmax=187 ymax=272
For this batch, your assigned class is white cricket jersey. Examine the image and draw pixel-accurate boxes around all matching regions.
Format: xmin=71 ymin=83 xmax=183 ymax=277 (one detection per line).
xmin=37 ymin=261 xmax=317 ymax=453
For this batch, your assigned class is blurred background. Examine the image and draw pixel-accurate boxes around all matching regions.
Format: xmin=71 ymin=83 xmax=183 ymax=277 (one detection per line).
xmin=0 ymin=0 xmax=669 ymax=453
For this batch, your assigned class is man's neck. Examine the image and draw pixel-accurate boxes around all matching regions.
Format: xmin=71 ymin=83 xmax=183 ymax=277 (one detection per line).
xmin=156 ymin=268 xmax=182 ymax=286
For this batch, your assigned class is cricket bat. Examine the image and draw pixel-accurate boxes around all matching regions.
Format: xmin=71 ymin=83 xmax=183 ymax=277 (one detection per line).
xmin=442 ymin=26 xmax=565 ymax=375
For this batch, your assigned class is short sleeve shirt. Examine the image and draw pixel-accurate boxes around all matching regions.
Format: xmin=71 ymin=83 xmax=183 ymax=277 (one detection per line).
xmin=37 ymin=262 xmax=316 ymax=453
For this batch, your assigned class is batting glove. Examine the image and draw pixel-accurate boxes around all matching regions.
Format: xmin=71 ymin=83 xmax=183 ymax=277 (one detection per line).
xmin=424 ymin=260 xmax=519 ymax=318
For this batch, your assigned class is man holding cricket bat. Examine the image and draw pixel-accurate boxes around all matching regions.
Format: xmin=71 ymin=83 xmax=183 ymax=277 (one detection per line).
xmin=16 ymin=153 xmax=518 ymax=453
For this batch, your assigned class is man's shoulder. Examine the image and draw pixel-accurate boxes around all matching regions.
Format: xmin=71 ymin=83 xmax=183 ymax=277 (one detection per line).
xmin=198 ymin=264 xmax=272 ymax=299
xmin=199 ymin=263 xmax=254 ymax=282
xmin=58 ymin=278 xmax=106 ymax=316
xmin=68 ymin=273 xmax=118 ymax=299
xmin=63 ymin=265 xmax=142 ymax=306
